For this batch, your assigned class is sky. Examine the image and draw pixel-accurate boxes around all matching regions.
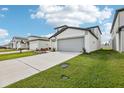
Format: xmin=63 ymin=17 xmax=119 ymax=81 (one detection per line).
xmin=0 ymin=5 xmax=124 ymax=45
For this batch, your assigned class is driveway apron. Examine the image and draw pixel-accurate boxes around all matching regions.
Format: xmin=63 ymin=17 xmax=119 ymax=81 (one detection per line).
xmin=0 ymin=52 xmax=80 ymax=87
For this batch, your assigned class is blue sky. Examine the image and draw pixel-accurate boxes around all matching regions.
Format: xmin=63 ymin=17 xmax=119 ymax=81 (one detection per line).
xmin=0 ymin=5 xmax=124 ymax=45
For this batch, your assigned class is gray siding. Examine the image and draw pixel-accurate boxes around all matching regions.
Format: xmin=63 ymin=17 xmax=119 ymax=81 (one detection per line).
xmin=112 ymin=37 xmax=116 ymax=50
xmin=120 ymin=30 xmax=124 ymax=52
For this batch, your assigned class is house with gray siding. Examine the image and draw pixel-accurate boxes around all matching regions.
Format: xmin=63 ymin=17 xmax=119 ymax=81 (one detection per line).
xmin=50 ymin=25 xmax=102 ymax=53
xmin=28 ymin=36 xmax=49 ymax=50
xmin=2 ymin=42 xmax=13 ymax=49
xmin=11 ymin=37 xmax=29 ymax=49
xmin=111 ymin=8 xmax=124 ymax=52
xmin=10 ymin=36 xmax=49 ymax=50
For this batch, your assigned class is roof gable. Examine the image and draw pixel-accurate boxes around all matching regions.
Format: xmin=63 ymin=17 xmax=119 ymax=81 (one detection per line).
xmin=50 ymin=25 xmax=101 ymax=40
xmin=86 ymin=26 xmax=102 ymax=35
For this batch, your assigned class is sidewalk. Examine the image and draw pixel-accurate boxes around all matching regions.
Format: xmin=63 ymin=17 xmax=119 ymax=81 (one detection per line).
xmin=0 ymin=50 xmax=31 ymax=55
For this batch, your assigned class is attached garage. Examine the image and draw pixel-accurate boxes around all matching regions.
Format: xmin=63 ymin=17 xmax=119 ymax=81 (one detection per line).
xmin=28 ymin=36 xmax=49 ymax=50
xmin=57 ymin=37 xmax=84 ymax=52
xmin=50 ymin=25 xmax=102 ymax=53
xmin=29 ymin=41 xmax=38 ymax=50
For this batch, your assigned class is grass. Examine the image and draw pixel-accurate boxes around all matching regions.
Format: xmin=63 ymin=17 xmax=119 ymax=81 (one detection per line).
xmin=6 ymin=49 xmax=124 ymax=88
xmin=0 ymin=49 xmax=16 ymax=52
xmin=0 ymin=51 xmax=37 ymax=61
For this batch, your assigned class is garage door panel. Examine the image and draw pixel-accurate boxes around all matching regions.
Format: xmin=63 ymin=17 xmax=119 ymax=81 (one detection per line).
xmin=58 ymin=37 xmax=84 ymax=52
xmin=29 ymin=42 xmax=38 ymax=50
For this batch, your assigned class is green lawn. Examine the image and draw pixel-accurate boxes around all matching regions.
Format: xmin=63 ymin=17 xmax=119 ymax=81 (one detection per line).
xmin=0 ymin=49 xmax=16 ymax=52
xmin=0 ymin=51 xmax=37 ymax=61
xmin=6 ymin=49 xmax=124 ymax=88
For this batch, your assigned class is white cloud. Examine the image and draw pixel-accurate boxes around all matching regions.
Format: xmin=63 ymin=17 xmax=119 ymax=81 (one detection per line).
xmin=0 ymin=14 xmax=4 ymax=17
xmin=27 ymin=33 xmax=31 ymax=36
xmin=0 ymin=28 xmax=9 ymax=38
xmin=0 ymin=7 xmax=8 ymax=18
xmin=100 ymin=7 xmax=113 ymax=20
xmin=31 ymin=5 xmax=113 ymax=27
xmin=1 ymin=8 xmax=8 ymax=11
xmin=41 ymin=33 xmax=54 ymax=37
xmin=3 ymin=39 xmax=10 ymax=44
xmin=101 ymin=23 xmax=112 ymax=44
xmin=0 ymin=39 xmax=10 ymax=45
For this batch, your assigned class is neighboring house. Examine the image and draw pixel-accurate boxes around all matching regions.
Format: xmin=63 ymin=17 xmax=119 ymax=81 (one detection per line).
xmin=2 ymin=42 xmax=13 ymax=49
xmin=10 ymin=36 xmax=49 ymax=50
xmin=28 ymin=36 xmax=49 ymax=50
xmin=50 ymin=25 xmax=102 ymax=53
xmin=110 ymin=8 xmax=124 ymax=52
xmin=102 ymin=42 xmax=112 ymax=49
xmin=11 ymin=37 xmax=29 ymax=49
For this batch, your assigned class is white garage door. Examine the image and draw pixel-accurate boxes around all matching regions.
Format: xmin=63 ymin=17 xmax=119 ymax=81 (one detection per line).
xmin=29 ymin=41 xmax=38 ymax=50
xmin=58 ymin=37 xmax=84 ymax=52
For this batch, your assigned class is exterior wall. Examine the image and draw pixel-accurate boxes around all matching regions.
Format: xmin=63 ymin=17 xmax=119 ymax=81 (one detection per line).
xmin=84 ymin=33 xmax=89 ymax=52
xmin=4 ymin=43 xmax=13 ymax=49
xmin=50 ymin=39 xmax=56 ymax=49
xmin=111 ymin=13 xmax=119 ymax=51
xmin=50 ymin=28 xmax=101 ymax=53
xmin=88 ymin=27 xmax=101 ymax=50
xmin=12 ymin=38 xmax=28 ymax=49
xmin=28 ymin=37 xmax=40 ymax=40
xmin=120 ymin=30 xmax=124 ymax=52
xmin=29 ymin=40 xmax=49 ymax=50
xmin=39 ymin=40 xmax=49 ymax=49
xmin=16 ymin=42 xmax=20 ymax=49
xmin=16 ymin=42 xmax=28 ymax=49
xmin=50 ymin=28 xmax=86 ymax=51
xmin=85 ymin=31 xmax=99 ymax=53
xmin=118 ymin=11 xmax=124 ymax=52
xmin=50 ymin=38 xmax=57 ymax=50
xmin=53 ymin=28 xmax=86 ymax=51
xmin=93 ymin=28 xmax=101 ymax=49
xmin=9 ymin=43 xmax=13 ymax=49
xmin=56 ymin=28 xmax=86 ymax=39
xmin=119 ymin=11 xmax=124 ymax=27
xmin=111 ymin=11 xmax=124 ymax=52
xmin=29 ymin=41 xmax=39 ymax=50
xmin=12 ymin=42 xmax=17 ymax=49
xmin=116 ymin=33 xmax=119 ymax=51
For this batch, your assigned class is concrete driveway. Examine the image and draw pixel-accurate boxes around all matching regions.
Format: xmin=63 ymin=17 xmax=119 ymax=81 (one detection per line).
xmin=0 ymin=52 xmax=80 ymax=87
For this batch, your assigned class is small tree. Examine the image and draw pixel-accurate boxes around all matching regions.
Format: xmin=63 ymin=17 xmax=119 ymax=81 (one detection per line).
xmin=18 ymin=48 xmax=23 ymax=53
xmin=18 ymin=40 xmax=25 ymax=53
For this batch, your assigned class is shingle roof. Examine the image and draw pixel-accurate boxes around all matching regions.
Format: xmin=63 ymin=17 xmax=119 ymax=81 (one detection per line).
xmin=28 ymin=38 xmax=49 ymax=42
xmin=28 ymin=36 xmax=49 ymax=42
xmin=13 ymin=36 xmax=28 ymax=40
xmin=28 ymin=35 xmax=42 ymax=38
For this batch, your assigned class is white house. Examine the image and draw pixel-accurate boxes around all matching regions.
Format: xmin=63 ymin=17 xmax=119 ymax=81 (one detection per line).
xmin=28 ymin=36 xmax=49 ymax=50
xmin=1 ymin=43 xmax=13 ymax=49
xmin=111 ymin=8 xmax=124 ymax=52
xmin=50 ymin=25 xmax=102 ymax=53
xmin=11 ymin=37 xmax=29 ymax=49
